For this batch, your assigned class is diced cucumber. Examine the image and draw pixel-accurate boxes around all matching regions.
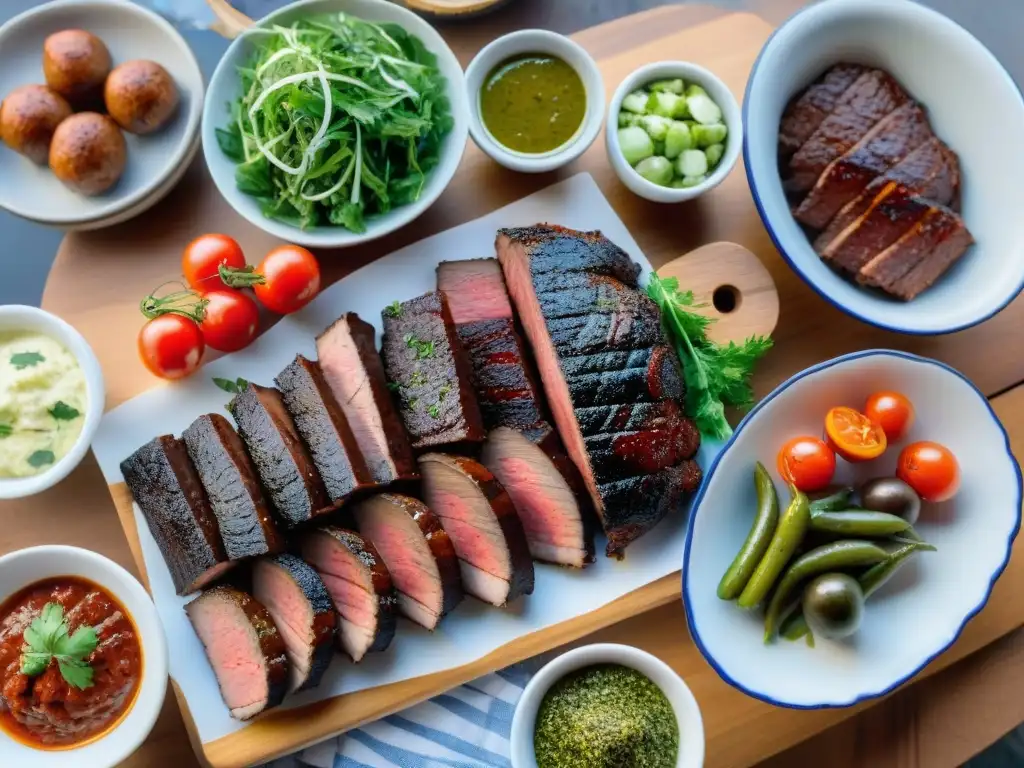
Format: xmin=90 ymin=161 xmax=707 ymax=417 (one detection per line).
xmin=679 ymin=174 xmax=707 ymax=188
xmin=618 ymin=126 xmax=655 ymax=166
xmin=647 ymin=91 xmax=687 ymax=119
xmin=635 ymin=156 xmax=674 ymax=187
xmin=705 ymin=143 xmax=725 ymax=168
xmin=621 ymin=90 xmax=650 ymax=114
xmin=639 ymin=114 xmax=672 ymax=142
xmin=650 ymin=78 xmax=685 ymax=94
xmin=664 ymin=121 xmax=692 ymax=159
xmin=691 ymin=122 xmax=728 ymax=148
xmin=676 ymin=149 xmax=709 ymax=178
xmin=685 ymin=83 xmax=708 ymax=99
xmin=653 ymin=139 xmax=666 ymax=157
xmin=688 ymin=93 xmax=723 ymax=125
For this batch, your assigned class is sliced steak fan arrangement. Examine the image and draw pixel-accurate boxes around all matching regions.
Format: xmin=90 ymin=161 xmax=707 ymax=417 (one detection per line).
xmin=781 ymin=64 xmax=974 ymax=300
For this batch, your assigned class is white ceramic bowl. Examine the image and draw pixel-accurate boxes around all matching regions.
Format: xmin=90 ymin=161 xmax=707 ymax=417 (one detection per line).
xmin=744 ymin=0 xmax=1024 ymax=334
xmin=465 ymin=30 xmax=605 ymax=174
xmin=0 ymin=0 xmax=204 ymax=229
xmin=202 ymin=0 xmax=469 ymax=249
xmin=607 ymin=61 xmax=741 ymax=203
xmin=684 ymin=350 xmax=1022 ymax=709
xmin=0 ymin=545 xmax=168 ymax=767
xmin=510 ymin=643 xmax=704 ymax=768
xmin=0 ymin=306 xmax=105 ymax=499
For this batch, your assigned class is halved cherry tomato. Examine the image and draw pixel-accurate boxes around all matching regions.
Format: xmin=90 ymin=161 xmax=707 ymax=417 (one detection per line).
xmin=221 ymin=244 xmax=320 ymax=315
xmin=897 ymin=441 xmax=960 ymax=502
xmin=778 ymin=436 xmax=836 ymax=492
xmin=865 ymin=391 xmax=915 ymax=442
xmin=201 ymin=289 xmax=259 ymax=352
xmin=138 ymin=314 xmax=204 ymax=380
xmin=182 ymin=234 xmax=245 ymax=290
xmin=824 ymin=406 xmax=887 ymax=463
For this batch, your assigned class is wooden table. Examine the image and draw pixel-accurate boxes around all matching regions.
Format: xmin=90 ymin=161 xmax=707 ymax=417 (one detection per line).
xmin=3 ymin=2 xmax=1024 ymax=767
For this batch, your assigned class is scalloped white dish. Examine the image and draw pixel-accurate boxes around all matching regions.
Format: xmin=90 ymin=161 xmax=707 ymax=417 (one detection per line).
xmin=683 ymin=350 xmax=1021 ymax=708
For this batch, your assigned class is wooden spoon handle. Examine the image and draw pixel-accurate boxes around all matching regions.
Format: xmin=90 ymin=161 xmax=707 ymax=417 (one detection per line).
xmin=206 ymin=0 xmax=254 ymax=39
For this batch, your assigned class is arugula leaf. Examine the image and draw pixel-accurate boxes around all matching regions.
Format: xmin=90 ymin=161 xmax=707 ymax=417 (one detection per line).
xmin=213 ymin=377 xmax=249 ymax=394
xmin=27 ymin=450 xmax=55 ymax=468
xmin=0 ymin=424 xmax=11 ymax=438
xmin=20 ymin=602 xmax=97 ymax=689
xmin=215 ymin=126 xmax=245 ymax=163
xmin=10 ymin=351 xmax=44 ymax=369
xmin=49 ymin=401 xmax=81 ymax=421
xmin=647 ymin=274 xmax=772 ymax=440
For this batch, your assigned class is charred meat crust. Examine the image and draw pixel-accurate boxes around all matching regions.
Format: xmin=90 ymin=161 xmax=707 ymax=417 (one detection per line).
xmin=778 ymin=63 xmax=867 ymax=158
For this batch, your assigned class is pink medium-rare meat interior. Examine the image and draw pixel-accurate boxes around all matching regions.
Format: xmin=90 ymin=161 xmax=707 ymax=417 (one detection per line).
xmin=437 ymin=258 xmax=514 ymax=324
xmin=252 ymin=561 xmax=312 ymax=692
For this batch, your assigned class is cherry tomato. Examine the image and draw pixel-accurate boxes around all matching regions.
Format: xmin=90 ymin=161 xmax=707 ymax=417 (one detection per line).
xmin=897 ymin=441 xmax=961 ymax=502
xmin=824 ymin=406 xmax=887 ymax=463
xmin=221 ymin=244 xmax=321 ymax=315
xmin=182 ymin=234 xmax=245 ymax=290
xmin=865 ymin=391 xmax=916 ymax=442
xmin=200 ymin=289 xmax=259 ymax=352
xmin=138 ymin=314 xmax=204 ymax=380
xmin=777 ymin=436 xmax=836 ymax=492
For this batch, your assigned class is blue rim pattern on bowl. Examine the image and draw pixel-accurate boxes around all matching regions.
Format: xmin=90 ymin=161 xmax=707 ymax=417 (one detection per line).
xmin=741 ymin=0 xmax=1024 ymax=336
xmin=681 ymin=348 xmax=1023 ymax=709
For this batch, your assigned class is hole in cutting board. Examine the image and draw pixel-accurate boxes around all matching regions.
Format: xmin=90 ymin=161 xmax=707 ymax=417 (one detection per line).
xmin=712 ymin=285 xmax=741 ymax=314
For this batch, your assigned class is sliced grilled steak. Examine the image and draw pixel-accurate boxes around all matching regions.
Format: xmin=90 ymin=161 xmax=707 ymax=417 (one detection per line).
xmin=436 ymin=258 xmax=515 ymax=324
xmin=381 ymin=292 xmax=485 ymax=450
xmin=275 ymin=354 xmax=375 ymax=504
xmin=419 ymin=453 xmax=535 ymax=606
xmin=786 ymin=69 xmax=909 ymax=196
xmin=481 ymin=428 xmax=594 ymax=568
xmin=778 ymin=64 xmax=867 ymax=158
xmin=352 ymin=494 xmax=464 ymax=630
xmin=229 ymin=383 xmax=330 ymax=528
xmin=252 ymin=554 xmax=336 ymax=693
xmin=182 ymin=414 xmax=284 ymax=561
xmin=858 ymin=205 xmax=974 ymax=299
xmin=584 ymin=409 xmax=702 ymax=483
xmin=794 ymin=102 xmax=933 ymax=229
xmin=121 ymin=436 xmax=234 ymax=595
xmin=497 ymin=225 xmax=703 ymax=556
xmin=185 ymin=586 xmax=288 ymax=720
xmin=317 ymin=313 xmax=418 ymax=486
xmin=301 ymin=527 xmax=397 ymax=662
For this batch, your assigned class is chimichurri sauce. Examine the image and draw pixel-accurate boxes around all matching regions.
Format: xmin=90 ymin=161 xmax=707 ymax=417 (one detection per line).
xmin=533 ymin=664 xmax=679 ymax=768
xmin=480 ymin=54 xmax=586 ymax=155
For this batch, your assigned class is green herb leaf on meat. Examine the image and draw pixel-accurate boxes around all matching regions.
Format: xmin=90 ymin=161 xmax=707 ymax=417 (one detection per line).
xmin=0 ymin=424 xmax=11 ymax=438
xmin=48 ymin=401 xmax=81 ymax=421
xmin=213 ymin=377 xmax=250 ymax=394
xmin=10 ymin=351 xmax=44 ymax=370
xmin=384 ymin=300 xmax=403 ymax=318
xmin=27 ymin=450 xmax=55 ymax=469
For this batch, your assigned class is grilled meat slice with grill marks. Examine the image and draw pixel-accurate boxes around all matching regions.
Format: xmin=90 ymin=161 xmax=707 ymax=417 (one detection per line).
xmin=185 ymin=586 xmax=288 ymax=720
xmin=182 ymin=414 xmax=284 ymax=561
xmin=419 ymin=453 xmax=535 ymax=606
xmin=275 ymin=354 xmax=376 ymax=504
xmin=352 ymin=494 xmax=464 ymax=630
xmin=251 ymin=554 xmax=336 ymax=693
xmin=229 ymin=383 xmax=330 ymax=528
xmin=301 ymin=527 xmax=397 ymax=662
xmin=317 ymin=313 xmax=418 ymax=486
xmin=584 ymin=409 xmax=702 ymax=484
xmin=381 ymin=291 xmax=485 ymax=450
xmin=573 ymin=400 xmax=687 ymax=438
xmin=778 ymin=64 xmax=868 ymax=159
xmin=121 ymin=436 xmax=234 ymax=595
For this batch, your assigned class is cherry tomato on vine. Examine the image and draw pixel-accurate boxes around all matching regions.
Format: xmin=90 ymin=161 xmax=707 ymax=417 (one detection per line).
xmin=824 ymin=406 xmax=887 ymax=463
xmin=182 ymin=233 xmax=245 ymax=290
xmin=897 ymin=441 xmax=961 ymax=502
xmin=864 ymin=391 xmax=915 ymax=442
xmin=777 ymin=436 xmax=836 ymax=492
xmin=138 ymin=314 xmax=204 ymax=380
xmin=221 ymin=244 xmax=321 ymax=315
xmin=200 ymin=289 xmax=259 ymax=352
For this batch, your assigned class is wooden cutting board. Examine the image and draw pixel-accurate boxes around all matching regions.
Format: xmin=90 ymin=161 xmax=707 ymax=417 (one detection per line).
xmin=37 ymin=6 xmax=1024 ymax=768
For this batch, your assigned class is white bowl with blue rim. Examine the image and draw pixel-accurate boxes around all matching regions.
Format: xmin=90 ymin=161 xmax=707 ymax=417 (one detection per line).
xmin=743 ymin=0 xmax=1024 ymax=335
xmin=683 ymin=350 xmax=1021 ymax=708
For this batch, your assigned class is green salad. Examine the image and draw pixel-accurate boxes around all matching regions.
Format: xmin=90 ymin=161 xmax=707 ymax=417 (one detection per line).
xmin=217 ymin=14 xmax=453 ymax=232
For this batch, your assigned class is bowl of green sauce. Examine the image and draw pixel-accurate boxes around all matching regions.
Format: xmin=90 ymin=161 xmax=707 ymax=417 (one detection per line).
xmin=510 ymin=643 xmax=705 ymax=768
xmin=466 ymin=30 xmax=605 ymax=173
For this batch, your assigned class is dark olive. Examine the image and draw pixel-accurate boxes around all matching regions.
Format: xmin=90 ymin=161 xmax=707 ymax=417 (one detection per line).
xmin=859 ymin=477 xmax=921 ymax=525
xmin=803 ymin=573 xmax=864 ymax=640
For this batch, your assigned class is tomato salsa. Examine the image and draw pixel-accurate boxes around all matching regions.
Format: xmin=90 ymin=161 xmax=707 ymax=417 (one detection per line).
xmin=0 ymin=577 xmax=142 ymax=749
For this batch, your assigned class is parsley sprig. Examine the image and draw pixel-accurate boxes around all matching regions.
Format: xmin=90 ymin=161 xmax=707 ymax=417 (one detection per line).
xmin=20 ymin=602 xmax=98 ymax=690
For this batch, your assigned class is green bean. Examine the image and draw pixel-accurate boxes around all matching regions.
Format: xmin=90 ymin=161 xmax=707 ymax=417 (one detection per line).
xmin=780 ymin=612 xmax=810 ymax=641
xmin=717 ymin=462 xmax=780 ymax=600
xmin=763 ymin=539 xmax=889 ymax=641
xmin=809 ymin=509 xmax=912 ymax=537
xmin=809 ymin=487 xmax=854 ymax=513
xmin=737 ymin=485 xmax=810 ymax=609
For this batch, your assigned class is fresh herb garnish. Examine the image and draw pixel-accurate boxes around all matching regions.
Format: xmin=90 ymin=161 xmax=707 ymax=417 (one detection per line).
xmin=594 ymin=297 xmax=619 ymax=311
xmin=437 ymin=383 xmax=451 ymax=401
xmin=49 ymin=401 xmax=81 ymax=421
xmin=409 ymin=370 xmax=428 ymax=387
xmin=407 ymin=397 xmax=419 ymax=411
xmin=213 ymin=377 xmax=250 ymax=394
xmin=386 ymin=381 xmax=402 ymax=392
xmin=384 ymin=301 xmax=403 ymax=318
xmin=403 ymin=334 xmax=435 ymax=360
xmin=427 ymin=403 xmax=441 ymax=419
xmin=10 ymin=351 xmax=45 ymax=370
xmin=27 ymin=450 xmax=55 ymax=468
xmin=647 ymin=275 xmax=772 ymax=440
xmin=20 ymin=602 xmax=97 ymax=690
xmin=0 ymin=424 xmax=11 ymax=438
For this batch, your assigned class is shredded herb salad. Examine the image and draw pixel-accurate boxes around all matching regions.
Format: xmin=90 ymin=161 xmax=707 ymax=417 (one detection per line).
xmin=217 ymin=13 xmax=453 ymax=233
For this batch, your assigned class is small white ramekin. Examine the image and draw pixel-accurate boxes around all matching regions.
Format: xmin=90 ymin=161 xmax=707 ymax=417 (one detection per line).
xmin=0 ymin=306 xmax=105 ymax=499
xmin=465 ymin=30 xmax=605 ymax=173
xmin=0 ymin=545 xmax=168 ymax=767
xmin=510 ymin=643 xmax=704 ymax=768
xmin=606 ymin=61 xmax=742 ymax=203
